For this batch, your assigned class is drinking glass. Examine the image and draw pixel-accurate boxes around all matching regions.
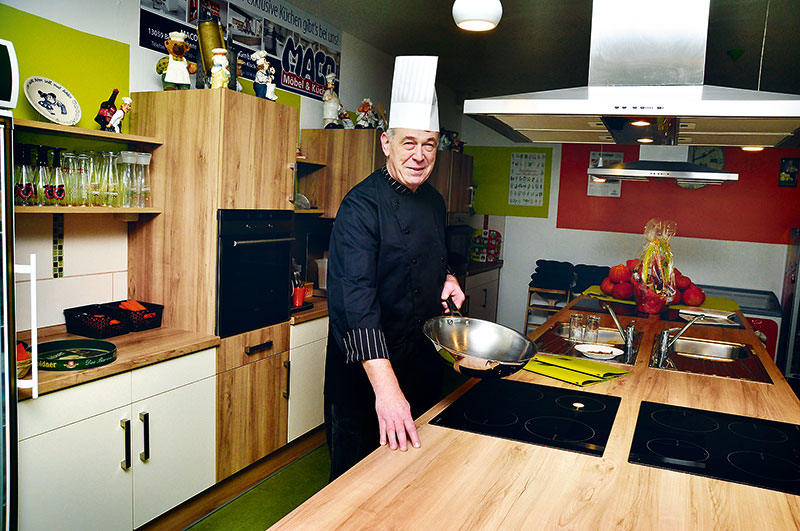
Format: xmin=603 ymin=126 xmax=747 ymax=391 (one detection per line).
xmin=62 ymin=152 xmax=78 ymax=205
xmin=76 ymin=153 xmax=92 ymax=205
xmin=568 ymin=313 xmax=584 ymax=341
xmin=584 ymin=315 xmax=600 ymax=343
xmin=117 ymin=151 xmax=137 ymax=208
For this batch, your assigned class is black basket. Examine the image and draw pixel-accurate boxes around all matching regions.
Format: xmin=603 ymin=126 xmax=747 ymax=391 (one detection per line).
xmin=64 ymin=304 xmax=130 ymax=339
xmin=101 ymin=300 xmax=164 ymax=332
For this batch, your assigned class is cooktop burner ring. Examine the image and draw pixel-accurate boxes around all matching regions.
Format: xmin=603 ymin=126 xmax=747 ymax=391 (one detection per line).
xmin=555 ymin=395 xmax=607 ymax=413
xmin=645 ymin=438 xmax=710 ymax=464
xmin=727 ymin=451 xmax=800 ymax=482
xmin=524 ymin=416 xmax=596 ymax=443
xmin=651 ymin=408 xmax=720 ymax=433
xmin=727 ymin=422 xmax=789 ymax=443
xmin=463 ymin=408 xmax=519 ymax=428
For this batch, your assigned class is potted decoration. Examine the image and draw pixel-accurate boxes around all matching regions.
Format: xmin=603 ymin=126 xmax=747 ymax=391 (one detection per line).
xmin=630 ymin=219 xmax=677 ymax=314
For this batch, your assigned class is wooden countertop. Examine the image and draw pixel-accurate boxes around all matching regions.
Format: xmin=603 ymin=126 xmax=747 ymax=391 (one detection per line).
xmin=289 ymin=297 xmax=328 ymax=325
xmin=272 ymin=296 xmax=800 ymax=530
xmin=17 ymin=325 xmax=220 ymax=400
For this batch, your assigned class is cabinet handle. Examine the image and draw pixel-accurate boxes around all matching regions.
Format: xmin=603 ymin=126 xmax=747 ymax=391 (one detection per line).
xmin=283 ymin=359 xmax=291 ymax=399
xmin=467 ymin=185 xmax=475 ymax=208
xmin=482 ymin=288 xmax=488 ymax=308
xmin=139 ymin=412 xmax=150 ymax=462
xmin=245 ymin=340 xmax=273 ymax=355
xmin=120 ymin=418 xmax=131 ymax=471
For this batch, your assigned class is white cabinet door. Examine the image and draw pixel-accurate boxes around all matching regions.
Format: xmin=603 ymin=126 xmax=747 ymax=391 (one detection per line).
xmin=466 ymin=279 xmax=499 ymax=322
xmin=288 ymin=318 xmax=327 ymax=442
xmin=18 ymin=406 xmax=133 ymax=531
xmin=131 ymin=375 xmax=216 ymax=528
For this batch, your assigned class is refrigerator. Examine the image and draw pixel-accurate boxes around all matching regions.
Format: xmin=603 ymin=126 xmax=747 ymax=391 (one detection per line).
xmin=0 ymin=37 xmax=20 ymax=530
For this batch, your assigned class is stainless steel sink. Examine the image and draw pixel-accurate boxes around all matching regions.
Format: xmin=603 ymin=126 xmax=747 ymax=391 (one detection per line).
xmin=650 ymin=335 xmax=772 ymax=383
xmin=535 ymin=322 xmax=642 ymax=365
xmin=670 ymin=337 xmax=750 ymax=361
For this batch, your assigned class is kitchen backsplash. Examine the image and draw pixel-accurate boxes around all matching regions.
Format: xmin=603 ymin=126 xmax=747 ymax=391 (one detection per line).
xmin=14 ymin=214 xmax=129 ymax=330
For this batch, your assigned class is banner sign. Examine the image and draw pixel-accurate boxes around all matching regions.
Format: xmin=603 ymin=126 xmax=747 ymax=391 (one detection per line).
xmin=139 ymin=0 xmax=341 ymax=100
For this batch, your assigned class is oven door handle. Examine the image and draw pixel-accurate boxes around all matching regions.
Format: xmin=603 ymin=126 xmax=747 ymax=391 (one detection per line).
xmin=233 ymin=237 xmax=296 ymax=247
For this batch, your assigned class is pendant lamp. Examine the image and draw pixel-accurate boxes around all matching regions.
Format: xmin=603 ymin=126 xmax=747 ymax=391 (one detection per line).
xmin=452 ymin=0 xmax=503 ymax=31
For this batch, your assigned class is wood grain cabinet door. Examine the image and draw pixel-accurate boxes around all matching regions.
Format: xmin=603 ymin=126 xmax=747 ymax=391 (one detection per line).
xmin=429 ymin=151 xmax=473 ymax=214
xmin=218 ymin=91 xmax=297 ymax=210
xmin=216 ymin=351 xmax=289 ymax=481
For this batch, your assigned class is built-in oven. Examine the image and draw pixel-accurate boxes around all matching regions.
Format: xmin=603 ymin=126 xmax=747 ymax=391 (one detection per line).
xmin=216 ymin=209 xmax=293 ymax=338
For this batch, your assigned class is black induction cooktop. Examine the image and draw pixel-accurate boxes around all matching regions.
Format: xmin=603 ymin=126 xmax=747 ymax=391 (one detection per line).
xmin=628 ymin=401 xmax=800 ymax=496
xmin=430 ymin=379 xmax=621 ymax=457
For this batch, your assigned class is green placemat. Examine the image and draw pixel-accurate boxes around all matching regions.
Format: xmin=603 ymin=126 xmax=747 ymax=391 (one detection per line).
xmin=582 ymin=285 xmax=740 ymax=312
xmin=523 ymin=359 xmax=607 ymax=386
xmin=524 ymin=354 xmax=629 ymax=386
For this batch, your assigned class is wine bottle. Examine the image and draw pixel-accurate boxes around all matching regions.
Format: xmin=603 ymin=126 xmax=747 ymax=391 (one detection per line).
xmin=94 ymin=89 xmax=119 ymax=130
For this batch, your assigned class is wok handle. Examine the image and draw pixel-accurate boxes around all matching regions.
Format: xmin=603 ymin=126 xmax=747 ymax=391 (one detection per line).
xmin=444 ymin=295 xmax=463 ymax=317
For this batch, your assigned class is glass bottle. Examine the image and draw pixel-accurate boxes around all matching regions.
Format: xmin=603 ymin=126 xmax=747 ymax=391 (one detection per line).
xmin=19 ymin=144 xmax=37 ymax=206
xmin=50 ymin=148 xmax=67 ymax=205
xmin=62 ymin=152 xmax=78 ymax=205
xmin=117 ymin=151 xmax=137 ymax=208
xmin=137 ymin=152 xmax=152 ymax=207
xmin=75 ymin=153 xmax=92 ymax=206
xmin=98 ymin=151 xmax=120 ymax=207
xmin=85 ymin=151 xmax=101 ymax=206
xmin=35 ymin=145 xmax=51 ymax=206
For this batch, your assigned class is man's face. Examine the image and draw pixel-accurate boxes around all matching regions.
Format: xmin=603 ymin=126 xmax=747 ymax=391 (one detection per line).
xmin=381 ymin=129 xmax=439 ymax=192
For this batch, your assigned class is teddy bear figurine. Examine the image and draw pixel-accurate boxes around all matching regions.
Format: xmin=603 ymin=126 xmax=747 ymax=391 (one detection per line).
xmin=156 ymin=31 xmax=198 ymax=90
xmin=209 ymin=48 xmax=230 ymax=89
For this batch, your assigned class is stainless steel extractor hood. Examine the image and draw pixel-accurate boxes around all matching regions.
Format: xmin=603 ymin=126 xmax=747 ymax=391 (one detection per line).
xmin=463 ymin=0 xmax=800 ymax=151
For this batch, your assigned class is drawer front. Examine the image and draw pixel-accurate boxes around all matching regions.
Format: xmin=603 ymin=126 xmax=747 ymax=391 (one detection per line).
xmin=19 ymin=372 xmax=132 ymax=440
xmin=466 ymin=268 xmax=499 ymax=290
xmin=217 ymin=322 xmax=290 ymax=372
xmin=132 ymin=347 xmax=216 ymax=402
xmin=290 ymin=317 xmax=329 ymax=350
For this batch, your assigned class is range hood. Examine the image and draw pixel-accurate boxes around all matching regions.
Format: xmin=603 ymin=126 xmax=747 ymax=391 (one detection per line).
xmin=463 ymin=0 xmax=800 ymax=153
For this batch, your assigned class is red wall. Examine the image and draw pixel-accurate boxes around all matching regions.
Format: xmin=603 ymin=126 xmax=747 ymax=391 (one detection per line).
xmin=557 ymin=144 xmax=800 ymax=244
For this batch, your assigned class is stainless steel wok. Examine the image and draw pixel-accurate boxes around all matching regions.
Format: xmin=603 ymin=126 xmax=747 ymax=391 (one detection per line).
xmin=423 ymin=300 xmax=536 ymax=379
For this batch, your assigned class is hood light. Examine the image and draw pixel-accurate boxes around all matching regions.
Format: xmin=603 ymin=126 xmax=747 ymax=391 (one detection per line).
xmin=637 ymin=137 xmax=654 ymax=144
xmin=741 ymin=146 xmax=765 ymax=152
xmin=630 ymin=120 xmax=651 ymax=127
xmin=452 ymin=0 xmax=503 ymax=31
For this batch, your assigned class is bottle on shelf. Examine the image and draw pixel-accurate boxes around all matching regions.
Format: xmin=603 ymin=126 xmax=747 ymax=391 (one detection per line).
xmin=62 ymin=152 xmax=78 ymax=205
xmin=14 ymin=144 xmax=35 ymax=206
xmin=117 ymin=151 xmax=137 ymax=208
xmin=94 ymin=89 xmax=119 ymax=131
xmin=136 ymin=152 xmax=152 ymax=207
xmin=50 ymin=148 xmax=67 ymax=205
xmin=98 ymin=151 xmax=120 ymax=206
xmin=34 ymin=145 xmax=51 ymax=206
xmin=75 ymin=152 xmax=92 ymax=206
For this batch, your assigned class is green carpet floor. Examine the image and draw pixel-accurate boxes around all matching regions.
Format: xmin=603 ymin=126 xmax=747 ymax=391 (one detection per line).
xmin=188 ymin=444 xmax=330 ymax=530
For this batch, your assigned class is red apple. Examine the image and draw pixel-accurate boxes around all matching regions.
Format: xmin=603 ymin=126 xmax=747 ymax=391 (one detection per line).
xmin=600 ymin=277 xmax=616 ymax=295
xmin=612 ymin=281 xmax=634 ymax=300
xmin=626 ymin=258 xmax=641 ymax=273
xmin=609 ymin=264 xmax=632 ymax=283
xmin=675 ymin=275 xmax=692 ymax=291
xmin=673 ymin=268 xmax=682 ymax=278
xmin=682 ymin=284 xmax=706 ymax=306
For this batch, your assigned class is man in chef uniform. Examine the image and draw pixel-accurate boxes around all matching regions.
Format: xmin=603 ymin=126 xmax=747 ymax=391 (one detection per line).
xmin=324 ymin=56 xmax=465 ymax=481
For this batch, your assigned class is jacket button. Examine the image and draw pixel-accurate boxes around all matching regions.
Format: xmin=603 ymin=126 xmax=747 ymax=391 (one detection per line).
xmin=414 ymin=289 xmax=419 ymax=295
xmin=411 ymin=258 xmax=417 ymax=264
xmin=404 ymin=228 xmax=410 ymax=235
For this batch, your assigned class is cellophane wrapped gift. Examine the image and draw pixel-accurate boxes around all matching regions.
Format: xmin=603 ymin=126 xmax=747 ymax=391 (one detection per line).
xmin=631 ymin=219 xmax=677 ymax=314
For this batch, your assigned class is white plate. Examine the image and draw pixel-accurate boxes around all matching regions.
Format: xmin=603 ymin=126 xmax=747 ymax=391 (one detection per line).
xmin=574 ymin=343 xmax=623 ymax=360
xmin=23 ymin=76 xmax=81 ymax=126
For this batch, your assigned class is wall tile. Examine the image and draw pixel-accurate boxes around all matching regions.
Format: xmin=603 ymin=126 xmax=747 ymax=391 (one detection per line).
xmin=15 ymin=274 xmax=115 ymax=330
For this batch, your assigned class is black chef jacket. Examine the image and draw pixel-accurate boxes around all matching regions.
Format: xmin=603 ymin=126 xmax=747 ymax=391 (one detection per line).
xmin=324 ymin=166 xmax=449 ymax=407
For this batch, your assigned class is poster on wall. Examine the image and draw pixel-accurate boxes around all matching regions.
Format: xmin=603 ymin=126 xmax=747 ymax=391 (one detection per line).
xmin=139 ymin=0 xmax=341 ymax=100
xmin=779 ymin=158 xmax=799 ymax=188
xmin=587 ymin=151 xmax=623 ymax=197
xmin=508 ymin=152 xmax=545 ymax=206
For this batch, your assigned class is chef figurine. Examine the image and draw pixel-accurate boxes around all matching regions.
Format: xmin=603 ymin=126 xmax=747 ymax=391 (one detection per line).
xmin=355 ymin=98 xmax=377 ymax=128
xmin=322 ymin=72 xmax=341 ymax=128
xmin=107 ymin=97 xmax=132 ymax=133
xmin=209 ymin=48 xmax=230 ymax=89
xmin=250 ymin=50 xmax=275 ymax=99
xmin=156 ymin=31 xmax=198 ymax=90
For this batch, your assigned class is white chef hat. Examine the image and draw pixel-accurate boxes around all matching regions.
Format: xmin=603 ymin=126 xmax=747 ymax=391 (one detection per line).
xmin=169 ymin=31 xmax=187 ymax=42
xmin=388 ymin=56 xmax=439 ymax=132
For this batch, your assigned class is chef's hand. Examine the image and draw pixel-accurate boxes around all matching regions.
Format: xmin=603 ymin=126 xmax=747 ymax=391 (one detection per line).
xmin=362 ymin=358 xmax=420 ymax=451
xmin=441 ymin=274 xmax=465 ymax=313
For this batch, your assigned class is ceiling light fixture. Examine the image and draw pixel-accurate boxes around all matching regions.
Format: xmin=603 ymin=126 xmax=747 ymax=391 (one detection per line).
xmin=452 ymin=0 xmax=503 ymax=31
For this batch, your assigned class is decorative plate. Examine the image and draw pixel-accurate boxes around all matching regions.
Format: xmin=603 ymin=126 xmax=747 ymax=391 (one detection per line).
xmin=575 ymin=343 xmax=623 ymax=360
xmin=23 ymin=76 xmax=81 ymax=126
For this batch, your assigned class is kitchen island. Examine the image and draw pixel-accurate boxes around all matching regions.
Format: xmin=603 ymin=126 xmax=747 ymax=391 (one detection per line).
xmin=271 ymin=296 xmax=800 ymax=530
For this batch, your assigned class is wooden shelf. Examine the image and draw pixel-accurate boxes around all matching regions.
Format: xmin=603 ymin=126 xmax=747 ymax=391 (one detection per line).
xmin=15 ymin=118 xmax=163 ymax=148
xmin=15 ymin=206 xmax=161 ymax=214
xmin=293 ymin=209 xmax=324 ymax=214
xmin=295 ymin=158 xmax=326 ymax=167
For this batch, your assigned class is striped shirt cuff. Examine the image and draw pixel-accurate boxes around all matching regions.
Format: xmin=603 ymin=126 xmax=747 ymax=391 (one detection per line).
xmin=343 ymin=328 xmax=389 ymax=363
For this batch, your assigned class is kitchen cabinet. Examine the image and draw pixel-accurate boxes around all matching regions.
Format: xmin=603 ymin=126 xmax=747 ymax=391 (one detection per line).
xmin=428 ymin=150 xmax=473 ymax=214
xmin=17 ymin=349 xmax=216 ymax=530
xmin=288 ymin=317 xmax=328 ymax=442
xmin=128 ymin=89 xmax=297 ymax=334
xmin=216 ymin=322 xmax=290 ymax=481
xmin=464 ymin=268 xmax=499 ymax=322
xmin=298 ymin=129 xmax=385 ymax=218
xmin=13 ymin=119 xmax=163 ymax=220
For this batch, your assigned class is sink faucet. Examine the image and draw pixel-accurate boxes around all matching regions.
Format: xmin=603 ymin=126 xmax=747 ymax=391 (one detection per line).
xmin=654 ymin=313 xmax=706 ymax=368
xmin=599 ymin=300 xmax=637 ymax=362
